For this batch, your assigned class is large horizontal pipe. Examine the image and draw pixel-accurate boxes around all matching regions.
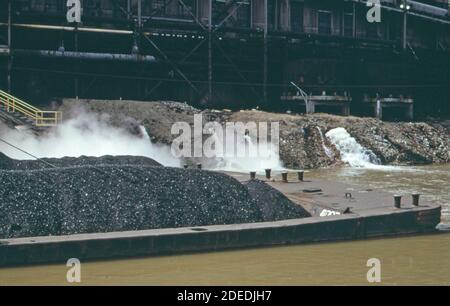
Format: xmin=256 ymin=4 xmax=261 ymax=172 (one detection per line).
xmin=408 ymin=0 xmax=449 ymax=18
xmin=359 ymin=0 xmax=450 ymax=25
xmin=0 ymin=22 xmax=202 ymax=38
xmin=380 ymin=0 xmax=449 ymax=18
xmin=0 ymin=23 xmax=134 ymax=35
xmin=13 ymin=49 xmax=157 ymax=62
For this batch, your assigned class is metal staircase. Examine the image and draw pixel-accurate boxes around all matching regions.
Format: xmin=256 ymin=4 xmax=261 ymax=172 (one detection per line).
xmin=0 ymin=90 xmax=62 ymax=131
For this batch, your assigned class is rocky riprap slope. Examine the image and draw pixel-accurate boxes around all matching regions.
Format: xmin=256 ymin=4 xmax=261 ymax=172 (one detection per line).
xmin=426 ymin=118 xmax=450 ymax=138
xmin=0 ymin=161 xmax=310 ymax=239
xmin=58 ymin=99 xmax=450 ymax=168
xmin=331 ymin=118 xmax=449 ymax=165
xmin=228 ymin=112 xmax=450 ymax=168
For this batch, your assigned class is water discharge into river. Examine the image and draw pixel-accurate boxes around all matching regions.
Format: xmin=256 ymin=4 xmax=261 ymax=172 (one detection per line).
xmin=325 ymin=127 xmax=382 ymax=168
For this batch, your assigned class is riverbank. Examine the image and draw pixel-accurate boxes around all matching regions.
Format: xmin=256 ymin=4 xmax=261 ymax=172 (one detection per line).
xmin=58 ymin=99 xmax=450 ymax=169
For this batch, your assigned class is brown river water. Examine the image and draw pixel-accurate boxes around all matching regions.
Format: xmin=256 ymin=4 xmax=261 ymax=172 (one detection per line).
xmin=0 ymin=164 xmax=449 ymax=285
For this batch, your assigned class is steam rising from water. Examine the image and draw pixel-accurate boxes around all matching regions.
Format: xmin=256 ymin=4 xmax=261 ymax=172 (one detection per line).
xmin=0 ymin=108 xmax=180 ymax=167
xmin=208 ymin=135 xmax=284 ymax=173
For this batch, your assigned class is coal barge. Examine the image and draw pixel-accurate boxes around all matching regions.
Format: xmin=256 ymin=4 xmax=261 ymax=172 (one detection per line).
xmin=0 ymin=164 xmax=441 ymax=267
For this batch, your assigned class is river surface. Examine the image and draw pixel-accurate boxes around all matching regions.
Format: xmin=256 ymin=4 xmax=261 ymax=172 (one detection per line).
xmin=0 ymin=164 xmax=449 ymax=285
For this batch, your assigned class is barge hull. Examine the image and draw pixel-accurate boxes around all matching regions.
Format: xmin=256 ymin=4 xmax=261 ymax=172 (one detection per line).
xmin=0 ymin=205 xmax=441 ymax=267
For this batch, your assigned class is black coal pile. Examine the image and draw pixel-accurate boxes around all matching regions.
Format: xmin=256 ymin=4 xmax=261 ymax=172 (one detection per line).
xmin=0 ymin=165 xmax=268 ymax=239
xmin=243 ymin=179 xmax=311 ymax=221
xmin=0 ymin=153 xmax=161 ymax=170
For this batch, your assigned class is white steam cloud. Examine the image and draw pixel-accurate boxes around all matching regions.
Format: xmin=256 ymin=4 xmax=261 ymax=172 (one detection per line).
xmin=0 ymin=107 xmax=180 ymax=167
xmin=207 ymin=135 xmax=284 ymax=173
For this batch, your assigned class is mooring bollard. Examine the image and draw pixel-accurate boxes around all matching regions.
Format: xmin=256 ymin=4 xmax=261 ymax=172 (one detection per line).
xmin=265 ymin=169 xmax=271 ymax=179
xmin=197 ymin=163 xmax=202 ymax=169
xmin=394 ymin=195 xmax=402 ymax=208
xmin=282 ymin=172 xmax=288 ymax=183
xmin=250 ymin=171 xmax=256 ymax=180
xmin=412 ymin=193 xmax=420 ymax=206
xmin=298 ymin=170 xmax=304 ymax=181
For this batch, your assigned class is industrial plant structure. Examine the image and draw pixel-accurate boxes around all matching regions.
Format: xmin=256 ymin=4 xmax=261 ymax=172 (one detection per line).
xmin=0 ymin=0 xmax=449 ymax=119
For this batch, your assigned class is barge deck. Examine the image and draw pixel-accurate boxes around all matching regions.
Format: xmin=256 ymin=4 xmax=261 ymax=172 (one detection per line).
xmin=0 ymin=171 xmax=441 ymax=267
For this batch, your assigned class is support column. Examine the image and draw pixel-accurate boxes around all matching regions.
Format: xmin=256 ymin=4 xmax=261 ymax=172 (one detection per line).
xmin=352 ymin=2 xmax=356 ymax=38
xmin=274 ymin=0 xmax=278 ymax=31
xmin=407 ymin=103 xmax=414 ymax=121
xmin=375 ymin=100 xmax=383 ymax=120
xmin=263 ymin=0 xmax=268 ymax=106
xmin=127 ymin=0 xmax=131 ymax=20
xmin=7 ymin=58 xmax=11 ymax=94
xmin=307 ymin=101 xmax=315 ymax=114
xmin=7 ymin=0 xmax=11 ymax=48
xmin=138 ymin=0 xmax=142 ymax=28
xmin=403 ymin=10 xmax=407 ymax=50
xmin=7 ymin=0 xmax=11 ymax=93
xmin=136 ymin=0 xmax=142 ymax=99
xmin=342 ymin=103 xmax=350 ymax=116
xmin=74 ymin=30 xmax=79 ymax=99
xmin=208 ymin=0 xmax=212 ymax=103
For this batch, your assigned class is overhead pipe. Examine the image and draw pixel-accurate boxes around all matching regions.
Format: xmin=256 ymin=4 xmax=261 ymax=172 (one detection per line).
xmin=0 ymin=23 xmax=134 ymax=35
xmin=12 ymin=49 xmax=157 ymax=63
xmin=380 ymin=0 xmax=449 ymax=18
xmin=356 ymin=0 xmax=450 ymax=25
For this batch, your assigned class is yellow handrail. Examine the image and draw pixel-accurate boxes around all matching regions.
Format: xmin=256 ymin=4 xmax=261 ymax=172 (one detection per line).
xmin=0 ymin=90 xmax=62 ymax=127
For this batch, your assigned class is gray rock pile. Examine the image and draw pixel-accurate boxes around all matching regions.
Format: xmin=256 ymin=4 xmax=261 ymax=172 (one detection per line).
xmin=0 ymin=163 xmax=310 ymax=239
xmin=0 ymin=153 xmax=162 ymax=170
xmin=244 ymin=179 xmax=311 ymax=220
xmin=0 ymin=165 xmax=261 ymax=238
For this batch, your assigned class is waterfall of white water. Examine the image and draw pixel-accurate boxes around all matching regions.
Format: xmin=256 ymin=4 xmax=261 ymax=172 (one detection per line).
xmin=325 ymin=127 xmax=381 ymax=168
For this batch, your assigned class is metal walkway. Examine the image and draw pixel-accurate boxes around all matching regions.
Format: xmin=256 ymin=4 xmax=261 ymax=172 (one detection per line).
xmin=0 ymin=90 xmax=62 ymax=130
